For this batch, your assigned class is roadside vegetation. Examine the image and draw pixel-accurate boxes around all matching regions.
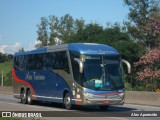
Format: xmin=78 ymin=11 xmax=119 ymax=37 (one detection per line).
xmin=36 ymin=0 xmax=160 ymax=91
xmin=0 ymin=54 xmax=13 ymax=86
xmin=0 ymin=0 xmax=159 ymax=91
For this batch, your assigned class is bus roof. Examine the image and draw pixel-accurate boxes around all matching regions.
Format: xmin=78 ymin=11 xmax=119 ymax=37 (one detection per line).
xmin=14 ymin=43 xmax=119 ymax=56
xmin=14 ymin=47 xmax=47 ymax=56
xmin=68 ymin=43 xmax=119 ymax=55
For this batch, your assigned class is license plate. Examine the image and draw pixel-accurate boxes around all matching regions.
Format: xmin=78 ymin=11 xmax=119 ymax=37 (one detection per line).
xmin=102 ymin=100 xmax=110 ymax=104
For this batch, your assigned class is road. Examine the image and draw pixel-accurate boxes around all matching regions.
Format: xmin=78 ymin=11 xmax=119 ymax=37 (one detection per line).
xmin=0 ymin=94 xmax=159 ymax=120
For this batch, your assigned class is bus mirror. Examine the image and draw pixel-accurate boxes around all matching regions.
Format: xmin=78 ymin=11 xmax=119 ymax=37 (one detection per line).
xmin=79 ymin=61 xmax=83 ymax=73
xmin=74 ymin=58 xmax=83 ymax=73
xmin=122 ymin=59 xmax=131 ymax=74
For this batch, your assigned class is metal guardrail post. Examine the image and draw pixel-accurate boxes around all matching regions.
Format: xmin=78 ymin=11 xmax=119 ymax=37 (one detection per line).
xmin=1 ymin=70 xmax=3 ymax=86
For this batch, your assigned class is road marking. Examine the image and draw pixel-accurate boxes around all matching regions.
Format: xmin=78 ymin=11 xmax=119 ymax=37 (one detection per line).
xmin=107 ymin=117 xmax=128 ymax=120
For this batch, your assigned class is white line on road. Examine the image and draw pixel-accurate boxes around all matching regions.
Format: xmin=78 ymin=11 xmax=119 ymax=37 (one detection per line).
xmin=107 ymin=117 xmax=128 ymax=120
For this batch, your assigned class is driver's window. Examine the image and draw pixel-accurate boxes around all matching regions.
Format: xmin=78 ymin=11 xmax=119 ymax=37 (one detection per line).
xmin=70 ymin=52 xmax=82 ymax=85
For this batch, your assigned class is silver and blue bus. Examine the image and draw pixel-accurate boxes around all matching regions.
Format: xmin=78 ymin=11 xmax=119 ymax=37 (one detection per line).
xmin=12 ymin=43 xmax=131 ymax=110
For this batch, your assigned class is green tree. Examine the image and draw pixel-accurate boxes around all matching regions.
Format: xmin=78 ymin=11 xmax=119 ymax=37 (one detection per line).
xmin=71 ymin=23 xmax=104 ymax=43
xmin=58 ymin=14 xmax=74 ymax=43
xmin=103 ymin=23 xmax=143 ymax=64
xmin=124 ymin=0 xmax=160 ymax=52
xmin=49 ymin=15 xmax=60 ymax=45
xmin=67 ymin=18 xmax=85 ymax=43
xmin=124 ymin=0 xmax=159 ymax=24
xmin=0 ymin=53 xmax=6 ymax=63
xmin=48 ymin=14 xmax=85 ymax=44
xmin=114 ymin=40 xmax=143 ymax=64
xmin=74 ymin=18 xmax=85 ymax=33
xmin=36 ymin=17 xmax=49 ymax=47
xmin=19 ymin=48 xmax=25 ymax=52
xmin=0 ymin=53 xmax=12 ymax=63
xmin=102 ymin=23 xmax=129 ymax=45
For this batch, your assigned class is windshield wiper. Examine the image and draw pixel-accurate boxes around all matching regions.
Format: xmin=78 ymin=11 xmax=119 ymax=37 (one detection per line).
xmin=100 ymin=56 xmax=115 ymax=89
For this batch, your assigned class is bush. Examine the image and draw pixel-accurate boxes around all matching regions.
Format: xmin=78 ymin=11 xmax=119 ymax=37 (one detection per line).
xmin=132 ymin=85 xmax=146 ymax=91
xmin=125 ymin=82 xmax=132 ymax=90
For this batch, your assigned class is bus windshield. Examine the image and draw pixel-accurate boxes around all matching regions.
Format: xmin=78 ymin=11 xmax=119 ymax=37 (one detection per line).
xmin=82 ymin=55 xmax=123 ymax=90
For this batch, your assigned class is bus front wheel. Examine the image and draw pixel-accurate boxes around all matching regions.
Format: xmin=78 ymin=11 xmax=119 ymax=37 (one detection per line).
xmin=20 ymin=89 xmax=27 ymax=104
xmin=63 ymin=93 xmax=72 ymax=110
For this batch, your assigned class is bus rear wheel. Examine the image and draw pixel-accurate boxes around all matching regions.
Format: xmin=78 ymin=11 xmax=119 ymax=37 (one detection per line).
xmin=63 ymin=93 xmax=72 ymax=110
xmin=20 ymin=89 xmax=27 ymax=104
xmin=99 ymin=105 xmax=109 ymax=111
xmin=27 ymin=89 xmax=33 ymax=105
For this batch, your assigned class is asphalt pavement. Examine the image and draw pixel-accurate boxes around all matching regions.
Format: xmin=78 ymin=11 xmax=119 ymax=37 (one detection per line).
xmin=0 ymin=94 xmax=159 ymax=120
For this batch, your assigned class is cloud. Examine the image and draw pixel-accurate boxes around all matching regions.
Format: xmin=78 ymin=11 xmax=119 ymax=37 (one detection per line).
xmin=0 ymin=43 xmax=21 ymax=54
xmin=26 ymin=40 xmax=41 ymax=51
xmin=0 ymin=40 xmax=43 ymax=55
xmin=34 ymin=40 xmax=42 ymax=45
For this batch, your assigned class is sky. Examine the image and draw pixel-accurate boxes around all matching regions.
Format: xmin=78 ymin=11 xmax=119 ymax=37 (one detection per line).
xmin=0 ymin=0 xmax=129 ymax=54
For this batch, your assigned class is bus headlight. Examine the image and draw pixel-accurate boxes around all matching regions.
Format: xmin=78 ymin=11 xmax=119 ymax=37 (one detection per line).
xmin=118 ymin=89 xmax=124 ymax=92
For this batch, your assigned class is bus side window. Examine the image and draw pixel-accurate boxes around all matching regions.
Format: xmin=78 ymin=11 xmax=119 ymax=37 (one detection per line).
xmin=35 ymin=54 xmax=42 ymax=69
xmin=50 ymin=51 xmax=70 ymax=73
xmin=51 ymin=52 xmax=61 ymax=69
xmin=26 ymin=55 xmax=34 ymax=70
xmin=26 ymin=55 xmax=29 ymax=70
xmin=14 ymin=56 xmax=26 ymax=71
xmin=60 ymin=51 xmax=70 ymax=73
xmin=14 ymin=56 xmax=19 ymax=70
xmin=43 ymin=53 xmax=52 ymax=70
xmin=20 ymin=55 xmax=26 ymax=71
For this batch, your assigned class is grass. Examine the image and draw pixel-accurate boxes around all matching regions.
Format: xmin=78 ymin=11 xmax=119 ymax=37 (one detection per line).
xmin=0 ymin=61 xmax=12 ymax=86
xmin=0 ymin=61 xmax=12 ymax=76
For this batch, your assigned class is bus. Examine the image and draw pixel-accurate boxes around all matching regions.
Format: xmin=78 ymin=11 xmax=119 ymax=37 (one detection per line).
xmin=12 ymin=43 xmax=131 ymax=110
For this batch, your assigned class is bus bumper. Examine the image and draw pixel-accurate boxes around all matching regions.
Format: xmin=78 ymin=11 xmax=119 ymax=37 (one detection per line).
xmin=81 ymin=92 xmax=125 ymax=105
xmin=83 ymin=98 xmax=124 ymax=105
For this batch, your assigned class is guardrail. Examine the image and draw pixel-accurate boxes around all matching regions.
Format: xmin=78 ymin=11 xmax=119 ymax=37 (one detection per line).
xmin=125 ymin=91 xmax=160 ymax=106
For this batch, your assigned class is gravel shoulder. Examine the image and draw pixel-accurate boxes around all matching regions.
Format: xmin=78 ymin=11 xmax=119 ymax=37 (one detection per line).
xmin=0 ymin=86 xmax=13 ymax=95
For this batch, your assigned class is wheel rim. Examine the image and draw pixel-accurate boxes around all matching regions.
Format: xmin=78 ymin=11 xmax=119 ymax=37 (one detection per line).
xmin=27 ymin=93 xmax=31 ymax=103
xmin=65 ymin=95 xmax=71 ymax=108
xmin=21 ymin=92 xmax=26 ymax=103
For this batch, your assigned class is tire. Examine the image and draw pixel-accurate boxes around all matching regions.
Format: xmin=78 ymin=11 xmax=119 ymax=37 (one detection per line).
xmin=63 ymin=93 xmax=72 ymax=110
xmin=99 ymin=105 xmax=109 ymax=111
xmin=27 ymin=89 xmax=33 ymax=105
xmin=20 ymin=89 xmax=27 ymax=104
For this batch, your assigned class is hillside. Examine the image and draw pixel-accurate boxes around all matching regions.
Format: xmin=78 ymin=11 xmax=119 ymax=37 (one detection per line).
xmin=0 ymin=61 xmax=12 ymax=86
xmin=0 ymin=61 xmax=12 ymax=75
